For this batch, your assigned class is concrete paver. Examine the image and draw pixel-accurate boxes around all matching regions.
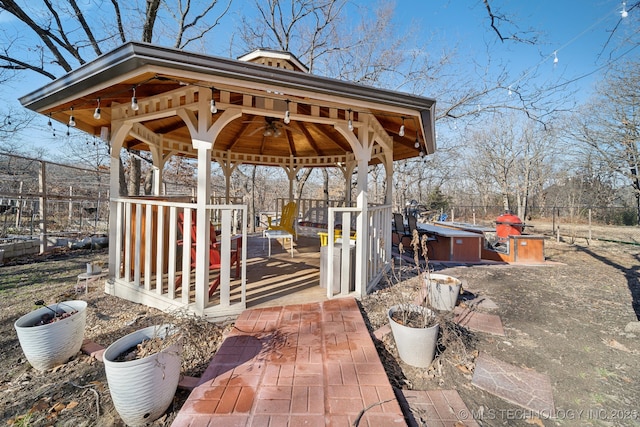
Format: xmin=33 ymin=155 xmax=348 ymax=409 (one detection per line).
xmin=472 ymin=353 xmax=555 ymax=417
xmin=399 ymin=390 xmax=480 ymax=427
xmin=453 ymin=306 xmax=505 ymax=336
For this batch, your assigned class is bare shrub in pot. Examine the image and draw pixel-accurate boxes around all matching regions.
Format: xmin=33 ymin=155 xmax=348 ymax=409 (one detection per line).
xmin=103 ymin=324 xmax=183 ymax=426
xmin=14 ymin=300 xmax=87 ymax=372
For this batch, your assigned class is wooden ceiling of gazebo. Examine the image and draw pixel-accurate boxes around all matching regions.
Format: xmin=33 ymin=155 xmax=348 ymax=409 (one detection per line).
xmin=20 ymin=42 xmax=436 ymax=167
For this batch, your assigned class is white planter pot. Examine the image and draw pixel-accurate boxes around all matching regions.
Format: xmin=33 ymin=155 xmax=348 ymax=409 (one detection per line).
xmin=425 ymin=273 xmax=463 ymax=311
xmin=388 ymin=305 xmax=439 ymax=368
xmin=103 ymin=324 xmax=182 ymax=427
xmin=14 ymin=300 xmax=87 ymax=371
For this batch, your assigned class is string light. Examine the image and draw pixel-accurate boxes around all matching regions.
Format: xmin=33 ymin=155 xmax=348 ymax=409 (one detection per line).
xmin=93 ymin=98 xmax=101 ymax=120
xmin=66 ymin=124 xmax=70 ymax=136
xmin=504 ymin=4 xmax=621 ymax=99
xmin=210 ymin=88 xmax=217 ymax=114
xmin=68 ymin=107 xmax=76 ymax=127
xmin=43 ymin=75 xmax=426 ymax=149
xmin=284 ymin=100 xmax=291 ymax=124
xmin=131 ymin=87 xmax=139 ymax=111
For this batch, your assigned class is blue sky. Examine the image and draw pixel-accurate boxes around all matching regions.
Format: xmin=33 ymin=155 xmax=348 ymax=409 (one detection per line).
xmin=1 ymin=0 xmax=637 ymax=156
xmin=390 ymin=0 xmax=636 ymax=108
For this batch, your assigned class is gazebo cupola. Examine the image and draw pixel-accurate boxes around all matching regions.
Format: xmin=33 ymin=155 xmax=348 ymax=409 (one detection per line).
xmin=238 ymin=49 xmax=309 ymax=73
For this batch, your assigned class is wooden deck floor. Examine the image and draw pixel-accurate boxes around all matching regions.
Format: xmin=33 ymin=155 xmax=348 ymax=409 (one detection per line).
xmin=228 ymin=233 xmax=329 ymax=309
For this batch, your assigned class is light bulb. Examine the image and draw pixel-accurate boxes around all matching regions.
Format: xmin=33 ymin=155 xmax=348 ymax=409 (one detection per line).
xmin=553 ymin=51 xmax=558 ymax=64
xmin=68 ymin=107 xmax=76 ymax=127
xmin=131 ymin=87 xmax=139 ymax=111
xmin=622 ymin=2 xmax=628 ymax=17
xmin=210 ymin=99 xmax=217 ymax=114
xmin=414 ymin=139 xmax=420 ymax=149
xmin=399 ymin=117 xmax=405 ymax=137
xmin=419 ymin=150 xmax=425 ymax=157
xmin=93 ymin=99 xmax=101 ymax=120
xmin=348 ymin=119 xmax=353 ymax=131
xmin=284 ymin=110 xmax=290 ymax=124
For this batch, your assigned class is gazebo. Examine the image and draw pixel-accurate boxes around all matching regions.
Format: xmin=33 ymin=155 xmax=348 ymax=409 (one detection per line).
xmin=19 ymin=42 xmax=436 ymax=320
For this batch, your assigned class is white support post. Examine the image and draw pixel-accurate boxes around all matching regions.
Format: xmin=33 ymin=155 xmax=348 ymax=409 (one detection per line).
xmin=354 ymin=158 xmax=369 ymax=298
xmin=108 ymin=122 xmax=132 ymax=285
xmin=194 ymin=146 xmax=212 ymax=314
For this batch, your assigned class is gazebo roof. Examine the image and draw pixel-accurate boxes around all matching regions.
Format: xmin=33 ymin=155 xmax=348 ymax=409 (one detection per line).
xmin=20 ymin=42 xmax=436 ymax=167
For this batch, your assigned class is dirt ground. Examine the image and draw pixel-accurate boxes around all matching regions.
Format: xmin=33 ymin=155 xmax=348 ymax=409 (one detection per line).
xmin=1 ymin=237 xmax=639 ymax=426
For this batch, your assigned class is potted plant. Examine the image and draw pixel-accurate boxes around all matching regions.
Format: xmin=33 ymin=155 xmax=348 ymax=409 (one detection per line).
xmin=387 ymin=232 xmax=443 ymax=367
xmin=388 ymin=302 xmax=439 ymax=368
xmin=388 ymin=230 xmax=465 ymax=367
xmin=103 ymin=324 xmax=183 ymax=426
xmin=14 ymin=300 xmax=87 ymax=372
xmin=425 ymin=273 xmax=464 ymax=312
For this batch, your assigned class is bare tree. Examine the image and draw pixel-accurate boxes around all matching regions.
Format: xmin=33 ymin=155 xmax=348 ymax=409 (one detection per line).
xmin=237 ymin=0 xmax=348 ymax=72
xmin=0 ymin=0 xmax=232 ymax=194
xmin=481 ymin=0 xmax=539 ymax=44
xmin=567 ymin=60 xmax=640 ymax=224
xmin=464 ymin=113 xmax=559 ymax=218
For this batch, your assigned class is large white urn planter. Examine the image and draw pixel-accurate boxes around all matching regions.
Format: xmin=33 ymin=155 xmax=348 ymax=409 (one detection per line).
xmin=425 ymin=273 xmax=464 ymax=311
xmin=388 ymin=304 xmax=439 ymax=368
xmin=103 ymin=324 xmax=183 ymax=427
xmin=14 ymin=300 xmax=87 ymax=371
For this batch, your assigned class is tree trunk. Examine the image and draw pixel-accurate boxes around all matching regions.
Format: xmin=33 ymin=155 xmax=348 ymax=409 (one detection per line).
xmin=295 ymin=169 xmax=312 ymax=202
xmin=322 ymin=169 xmax=329 ymax=205
xmin=127 ymin=153 xmax=141 ymax=196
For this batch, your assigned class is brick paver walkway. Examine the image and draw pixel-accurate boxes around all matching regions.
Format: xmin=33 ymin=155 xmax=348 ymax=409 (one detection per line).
xmin=172 ymin=298 xmax=406 ymax=426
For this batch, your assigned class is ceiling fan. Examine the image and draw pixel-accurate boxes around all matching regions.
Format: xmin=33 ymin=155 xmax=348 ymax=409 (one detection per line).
xmin=245 ymin=117 xmax=299 ymax=137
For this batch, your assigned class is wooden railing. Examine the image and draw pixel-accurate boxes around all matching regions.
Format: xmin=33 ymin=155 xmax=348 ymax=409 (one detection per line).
xmin=274 ymin=197 xmax=353 ymax=222
xmin=366 ymin=204 xmax=392 ymax=292
xmin=108 ymin=197 xmax=247 ymax=318
xmin=326 ymin=204 xmax=391 ymax=297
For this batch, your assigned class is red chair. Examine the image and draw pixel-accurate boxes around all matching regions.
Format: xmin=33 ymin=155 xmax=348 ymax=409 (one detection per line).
xmin=176 ymin=211 xmax=240 ymax=297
